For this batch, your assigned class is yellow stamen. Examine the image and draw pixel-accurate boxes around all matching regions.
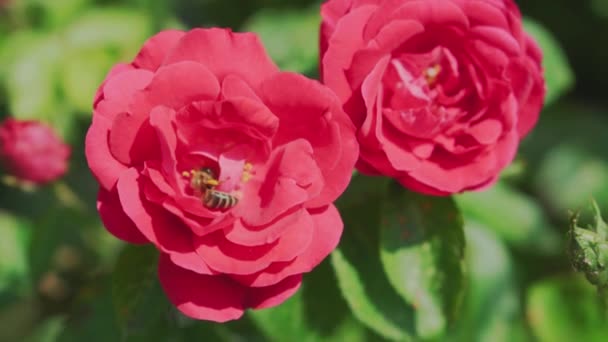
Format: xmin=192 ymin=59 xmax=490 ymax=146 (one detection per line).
xmin=206 ymin=178 xmax=220 ymax=186
xmin=425 ymin=64 xmax=441 ymax=85
xmin=241 ymin=162 xmax=253 ymax=183
xmin=241 ymin=173 xmax=251 ymax=183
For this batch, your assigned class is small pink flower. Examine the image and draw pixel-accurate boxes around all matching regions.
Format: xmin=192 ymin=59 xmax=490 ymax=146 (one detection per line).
xmin=0 ymin=118 xmax=70 ymax=184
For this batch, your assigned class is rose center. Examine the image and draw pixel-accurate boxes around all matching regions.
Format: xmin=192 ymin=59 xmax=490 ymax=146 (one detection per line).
xmin=424 ymin=64 xmax=441 ymax=86
xmin=381 ymin=47 xmax=468 ymax=138
xmin=182 ymin=162 xmax=253 ymax=210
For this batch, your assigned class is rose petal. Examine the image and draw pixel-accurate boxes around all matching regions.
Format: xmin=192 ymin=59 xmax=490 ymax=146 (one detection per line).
xmin=217 ymin=97 xmax=279 ymax=142
xmin=85 ymin=114 xmax=128 ymax=190
xmin=221 ymin=74 xmax=262 ymax=102
xmin=233 ymin=205 xmax=343 ymax=287
xmin=97 ymin=187 xmax=148 ymax=244
xmin=468 ymin=119 xmax=503 ymax=145
xmin=133 ymin=61 xmax=221 ymax=115
xmin=406 ymin=130 xmax=518 ymax=194
xmin=117 ymin=168 xmax=211 ymax=275
xmin=133 ymin=30 xmax=186 ymax=71
xmin=470 ymin=26 xmax=521 ymax=56
xmin=246 ymin=274 xmax=303 ymax=309
xmin=93 ymin=63 xmax=132 ymax=106
xmin=260 ymin=72 xmax=358 ymax=207
xmin=236 ymin=140 xmax=323 ymax=226
xmin=162 ymin=28 xmax=279 ymax=86
xmin=109 ymin=112 xmax=158 ymax=166
xmin=345 ymin=20 xmax=424 ymax=91
xmin=158 ymin=254 xmax=246 ymax=322
xmin=462 ymin=0 xmax=509 ymax=29
xmin=102 ymin=69 xmax=154 ymax=107
xmin=224 ymin=208 xmax=309 ymax=247
xmin=195 ymin=211 xmax=314 ymax=275
xmin=108 ymin=61 xmax=221 ymax=166
xmin=322 ymin=5 xmax=377 ymax=102
xmin=149 ymin=106 xmax=181 ymax=191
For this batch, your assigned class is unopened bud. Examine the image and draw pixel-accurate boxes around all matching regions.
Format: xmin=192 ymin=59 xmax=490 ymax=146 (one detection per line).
xmin=0 ymin=118 xmax=70 ymax=185
xmin=569 ymin=201 xmax=608 ymax=289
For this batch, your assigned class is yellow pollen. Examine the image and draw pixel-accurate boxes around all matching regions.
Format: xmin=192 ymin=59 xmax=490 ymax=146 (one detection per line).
xmin=241 ymin=162 xmax=254 ymax=183
xmin=241 ymin=173 xmax=251 ymax=183
xmin=182 ymin=171 xmax=191 ymax=178
xmin=425 ymin=64 xmax=441 ymax=85
xmin=206 ymin=178 xmax=220 ymax=186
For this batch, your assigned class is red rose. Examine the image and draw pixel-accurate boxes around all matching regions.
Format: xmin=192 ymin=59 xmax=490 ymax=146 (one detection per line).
xmin=86 ymin=28 xmax=358 ymax=322
xmin=320 ymin=0 xmax=545 ymax=195
xmin=0 ymin=118 xmax=70 ymax=184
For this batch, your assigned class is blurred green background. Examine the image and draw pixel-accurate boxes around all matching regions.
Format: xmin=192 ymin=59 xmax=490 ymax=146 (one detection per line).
xmin=0 ymin=0 xmax=606 ymax=341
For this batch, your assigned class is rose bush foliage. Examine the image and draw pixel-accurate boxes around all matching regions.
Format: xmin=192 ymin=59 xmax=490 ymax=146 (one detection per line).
xmin=0 ymin=118 xmax=70 ymax=184
xmin=321 ymin=0 xmax=546 ymax=195
xmin=86 ymin=28 xmax=358 ymax=322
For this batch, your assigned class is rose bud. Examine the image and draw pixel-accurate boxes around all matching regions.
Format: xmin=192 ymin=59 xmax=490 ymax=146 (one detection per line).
xmin=320 ymin=0 xmax=546 ymax=195
xmin=86 ymin=28 xmax=358 ymax=322
xmin=0 ymin=118 xmax=70 ymax=184
xmin=569 ymin=201 xmax=608 ymax=290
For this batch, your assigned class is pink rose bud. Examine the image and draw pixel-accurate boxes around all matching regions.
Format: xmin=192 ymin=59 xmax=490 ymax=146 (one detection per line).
xmin=0 ymin=118 xmax=71 ymax=184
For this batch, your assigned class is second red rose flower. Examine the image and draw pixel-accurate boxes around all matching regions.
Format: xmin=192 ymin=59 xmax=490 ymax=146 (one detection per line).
xmin=321 ymin=0 xmax=546 ymax=195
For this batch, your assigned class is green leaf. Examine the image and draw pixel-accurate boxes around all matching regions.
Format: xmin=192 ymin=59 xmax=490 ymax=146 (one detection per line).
xmin=4 ymin=33 xmax=63 ymax=120
xmin=526 ymin=275 xmax=608 ymax=342
xmin=60 ymin=49 xmax=114 ymax=114
xmin=456 ymin=182 xmax=561 ymax=255
xmin=175 ymin=313 xmax=263 ymax=342
xmin=591 ymin=0 xmax=608 ymax=18
xmin=523 ymin=18 xmax=574 ymax=105
xmin=244 ymin=6 xmax=320 ymax=74
xmin=450 ymin=222 xmax=522 ymax=342
xmin=534 ymin=144 xmax=608 ymax=215
xmin=249 ymin=259 xmax=374 ymax=342
xmin=250 ymin=290 xmax=318 ymax=342
xmin=379 ymin=186 xmax=465 ymax=339
xmin=0 ymin=30 xmax=41 ymax=78
xmin=112 ymin=244 xmax=168 ymax=339
xmin=0 ymin=212 xmax=31 ymax=294
xmin=27 ymin=0 xmax=92 ymax=29
xmin=332 ymin=175 xmax=415 ymax=341
xmin=24 ymin=316 xmax=66 ymax=342
xmin=62 ymin=8 xmax=150 ymax=58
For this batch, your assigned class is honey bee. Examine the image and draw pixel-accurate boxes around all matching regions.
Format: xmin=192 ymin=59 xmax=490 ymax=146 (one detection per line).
xmin=187 ymin=167 xmax=219 ymax=191
xmin=183 ymin=167 xmax=238 ymax=210
xmin=203 ymin=189 xmax=239 ymax=209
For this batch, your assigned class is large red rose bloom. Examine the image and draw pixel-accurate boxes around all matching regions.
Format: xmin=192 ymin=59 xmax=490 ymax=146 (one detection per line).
xmin=86 ymin=28 xmax=358 ymax=322
xmin=0 ymin=118 xmax=70 ymax=184
xmin=320 ymin=0 xmax=545 ymax=195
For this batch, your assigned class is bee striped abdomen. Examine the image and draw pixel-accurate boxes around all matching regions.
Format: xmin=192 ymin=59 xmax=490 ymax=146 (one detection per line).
xmin=203 ymin=190 xmax=238 ymax=209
